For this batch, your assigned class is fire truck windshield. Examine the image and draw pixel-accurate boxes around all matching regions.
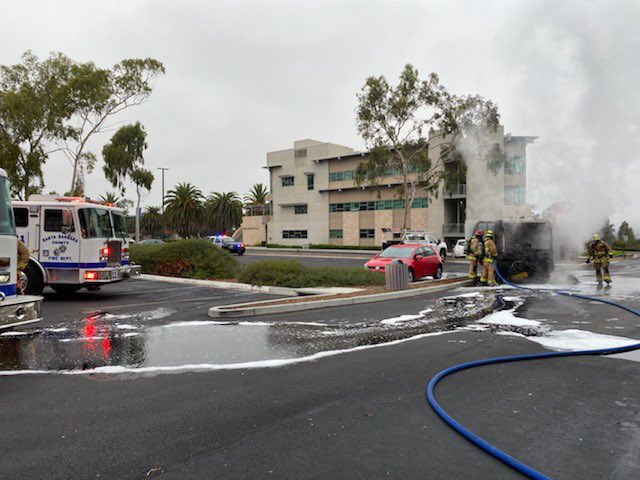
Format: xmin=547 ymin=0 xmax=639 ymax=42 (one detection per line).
xmin=78 ymin=208 xmax=112 ymax=239
xmin=111 ymin=211 xmax=128 ymax=240
xmin=0 ymin=177 xmax=16 ymax=235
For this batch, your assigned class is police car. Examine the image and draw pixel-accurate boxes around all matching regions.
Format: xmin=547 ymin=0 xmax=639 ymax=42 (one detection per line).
xmin=208 ymin=235 xmax=246 ymax=255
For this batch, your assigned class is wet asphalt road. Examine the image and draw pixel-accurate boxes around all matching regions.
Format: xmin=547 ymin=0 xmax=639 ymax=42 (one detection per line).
xmin=2 ymin=258 xmax=640 ymax=479
xmin=237 ymin=249 xmax=470 ymax=271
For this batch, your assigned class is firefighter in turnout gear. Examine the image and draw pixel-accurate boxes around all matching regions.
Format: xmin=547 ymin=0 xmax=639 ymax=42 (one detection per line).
xmin=587 ymin=233 xmax=614 ymax=287
xmin=481 ymin=230 xmax=498 ymax=286
xmin=17 ymin=239 xmax=29 ymax=294
xmin=467 ymin=230 xmax=484 ymax=284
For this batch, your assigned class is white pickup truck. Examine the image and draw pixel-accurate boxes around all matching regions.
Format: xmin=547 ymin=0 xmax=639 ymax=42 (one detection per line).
xmin=381 ymin=229 xmax=448 ymax=262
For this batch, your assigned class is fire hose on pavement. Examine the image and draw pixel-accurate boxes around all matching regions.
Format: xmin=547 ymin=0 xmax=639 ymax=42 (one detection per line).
xmin=426 ymin=262 xmax=640 ymax=480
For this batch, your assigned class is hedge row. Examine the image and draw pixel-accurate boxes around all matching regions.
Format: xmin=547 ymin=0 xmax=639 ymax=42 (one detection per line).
xmin=129 ymin=239 xmax=239 ymax=279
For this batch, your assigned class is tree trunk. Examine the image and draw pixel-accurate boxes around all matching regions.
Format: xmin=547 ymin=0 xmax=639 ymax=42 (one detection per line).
xmin=401 ymin=168 xmax=410 ymax=231
xmin=135 ymin=186 xmax=141 ymax=242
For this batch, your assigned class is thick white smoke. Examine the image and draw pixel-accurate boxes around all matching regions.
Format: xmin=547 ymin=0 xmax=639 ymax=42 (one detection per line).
xmin=500 ymin=0 xmax=640 ymax=250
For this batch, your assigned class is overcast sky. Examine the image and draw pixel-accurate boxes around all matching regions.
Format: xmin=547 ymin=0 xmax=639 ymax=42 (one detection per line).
xmin=3 ymin=0 xmax=640 ymax=230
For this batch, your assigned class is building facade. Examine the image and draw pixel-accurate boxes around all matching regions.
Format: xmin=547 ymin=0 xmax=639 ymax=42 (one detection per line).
xmin=256 ymin=130 xmax=535 ymax=248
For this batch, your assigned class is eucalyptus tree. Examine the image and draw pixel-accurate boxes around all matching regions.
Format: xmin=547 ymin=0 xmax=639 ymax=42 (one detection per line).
xmin=164 ymin=183 xmax=204 ymax=238
xmin=355 ymin=64 xmax=499 ymax=230
xmin=0 ymin=51 xmax=76 ymax=198
xmin=64 ymin=58 xmax=164 ymax=195
xmin=102 ymin=122 xmax=153 ymax=241
xmin=0 ymin=51 xmax=164 ymax=198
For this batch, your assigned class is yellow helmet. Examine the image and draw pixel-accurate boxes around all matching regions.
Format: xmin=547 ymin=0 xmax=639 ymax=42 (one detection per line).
xmin=486 ymin=230 xmax=494 ymax=238
xmin=593 ymin=233 xmax=600 ymax=240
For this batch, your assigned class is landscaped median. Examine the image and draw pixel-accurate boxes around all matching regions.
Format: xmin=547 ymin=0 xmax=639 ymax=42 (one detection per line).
xmin=208 ymin=277 xmax=472 ymax=318
xmin=130 ymin=240 xmax=472 ymax=317
xmin=130 ymin=241 xmax=385 ymax=288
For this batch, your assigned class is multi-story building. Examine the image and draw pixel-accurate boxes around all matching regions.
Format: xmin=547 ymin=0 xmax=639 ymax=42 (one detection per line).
xmin=244 ymin=128 xmax=536 ymax=248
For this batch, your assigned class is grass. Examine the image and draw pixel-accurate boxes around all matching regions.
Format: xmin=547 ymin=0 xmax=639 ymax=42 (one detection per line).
xmin=237 ymin=260 xmax=385 ymax=288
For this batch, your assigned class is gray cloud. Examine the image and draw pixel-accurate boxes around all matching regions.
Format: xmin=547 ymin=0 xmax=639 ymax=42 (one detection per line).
xmin=2 ymin=0 xmax=639 ymax=236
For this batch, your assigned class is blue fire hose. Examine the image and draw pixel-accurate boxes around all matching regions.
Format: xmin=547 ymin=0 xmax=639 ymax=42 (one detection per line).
xmin=426 ymin=262 xmax=640 ymax=480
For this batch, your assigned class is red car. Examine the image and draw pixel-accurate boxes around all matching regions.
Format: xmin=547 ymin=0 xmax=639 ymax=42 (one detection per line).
xmin=364 ymin=244 xmax=443 ymax=282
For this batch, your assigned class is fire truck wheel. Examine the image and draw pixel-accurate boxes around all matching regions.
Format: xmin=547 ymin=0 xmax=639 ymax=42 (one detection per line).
xmin=51 ymin=285 xmax=82 ymax=295
xmin=23 ymin=261 xmax=45 ymax=295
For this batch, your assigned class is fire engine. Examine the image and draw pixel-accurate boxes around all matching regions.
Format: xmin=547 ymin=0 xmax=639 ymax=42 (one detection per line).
xmin=0 ymin=169 xmax=42 ymax=328
xmin=13 ymin=195 xmax=141 ymax=295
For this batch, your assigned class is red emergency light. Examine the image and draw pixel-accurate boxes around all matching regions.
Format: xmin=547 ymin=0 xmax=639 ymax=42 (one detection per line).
xmin=100 ymin=246 xmax=110 ymax=257
xmin=85 ymin=271 xmax=98 ymax=280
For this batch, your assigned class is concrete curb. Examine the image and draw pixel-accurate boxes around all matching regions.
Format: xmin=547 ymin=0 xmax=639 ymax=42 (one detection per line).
xmin=136 ymin=274 xmax=299 ymax=297
xmin=208 ymin=278 xmax=473 ymax=318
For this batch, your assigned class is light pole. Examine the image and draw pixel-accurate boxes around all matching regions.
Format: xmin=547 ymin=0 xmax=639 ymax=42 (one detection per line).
xmin=158 ymin=167 xmax=169 ymax=213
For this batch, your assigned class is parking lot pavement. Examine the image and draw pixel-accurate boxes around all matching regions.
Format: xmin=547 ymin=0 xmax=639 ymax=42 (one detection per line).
xmin=39 ymin=278 xmax=282 ymax=328
xmin=3 ymin=259 xmax=639 ymax=479
xmin=3 ymin=329 xmax=639 ymax=480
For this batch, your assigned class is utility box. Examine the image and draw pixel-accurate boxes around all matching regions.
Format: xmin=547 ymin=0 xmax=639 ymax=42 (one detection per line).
xmin=385 ymin=260 xmax=409 ymax=291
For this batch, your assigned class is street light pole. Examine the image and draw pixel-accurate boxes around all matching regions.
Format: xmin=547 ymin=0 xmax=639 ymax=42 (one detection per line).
xmin=158 ymin=167 xmax=169 ymax=213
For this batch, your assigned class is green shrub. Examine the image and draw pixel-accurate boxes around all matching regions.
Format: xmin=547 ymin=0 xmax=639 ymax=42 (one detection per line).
xmin=130 ymin=239 xmax=239 ymax=279
xmin=237 ymin=260 xmax=385 ymax=287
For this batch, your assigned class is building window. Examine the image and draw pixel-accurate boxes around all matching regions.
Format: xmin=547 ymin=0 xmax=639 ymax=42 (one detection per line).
xmin=328 ymin=166 xmax=420 ymax=183
xmin=504 ymin=186 xmax=525 ymax=205
xmin=281 ymin=176 xmax=294 ymax=187
xmin=307 ymin=174 xmax=314 ymax=190
xmin=504 ymin=156 xmax=525 ymax=175
xmin=294 ymin=205 xmax=308 ymax=214
xmin=283 ymin=230 xmax=307 ymax=239
xmin=329 ymin=197 xmax=428 ymax=212
xmin=329 ymin=229 xmax=343 ymax=239
xmin=294 ymin=149 xmax=307 ymax=158
xmin=359 ymin=229 xmax=375 ymax=239
xmin=411 ymin=198 xmax=429 ymax=208
xmin=329 ymin=170 xmax=357 ymax=182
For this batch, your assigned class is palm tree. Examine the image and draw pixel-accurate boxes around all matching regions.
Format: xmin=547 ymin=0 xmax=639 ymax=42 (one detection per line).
xmin=141 ymin=206 xmax=163 ymax=238
xmin=164 ymin=183 xmax=204 ymax=238
xmin=99 ymin=192 xmax=121 ymax=204
xmin=244 ymin=183 xmax=269 ymax=215
xmin=205 ymin=192 xmax=243 ymax=234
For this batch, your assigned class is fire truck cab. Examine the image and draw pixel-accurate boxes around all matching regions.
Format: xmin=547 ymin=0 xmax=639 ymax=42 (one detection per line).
xmin=13 ymin=195 xmax=141 ymax=295
xmin=0 ymin=169 xmax=43 ymax=329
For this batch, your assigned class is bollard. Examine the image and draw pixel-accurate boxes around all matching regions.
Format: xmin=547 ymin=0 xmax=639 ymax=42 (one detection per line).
xmin=385 ymin=259 xmax=409 ymax=291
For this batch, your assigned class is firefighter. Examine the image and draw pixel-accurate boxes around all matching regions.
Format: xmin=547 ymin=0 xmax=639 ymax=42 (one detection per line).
xmin=586 ymin=233 xmax=614 ymax=287
xmin=466 ymin=230 xmax=484 ymax=283
xmin=481 ymin=230 xmax=498 ymax=286
xmin=17 ymin=239 xmax=29 ymax=294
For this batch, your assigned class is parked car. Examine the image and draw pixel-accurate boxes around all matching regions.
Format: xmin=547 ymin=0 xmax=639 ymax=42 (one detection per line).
xmin=380 ymin=229 xmax=448 ymax=261
xmin=138 ymin=238 xmax=165 ymax=245
xmin=453 ymin=239 xmax=467 ymax=258
xmin=364 ymin=244 xmax=443 ymax=282
xmin=209 ymin=235 xmax=246 ymax=255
